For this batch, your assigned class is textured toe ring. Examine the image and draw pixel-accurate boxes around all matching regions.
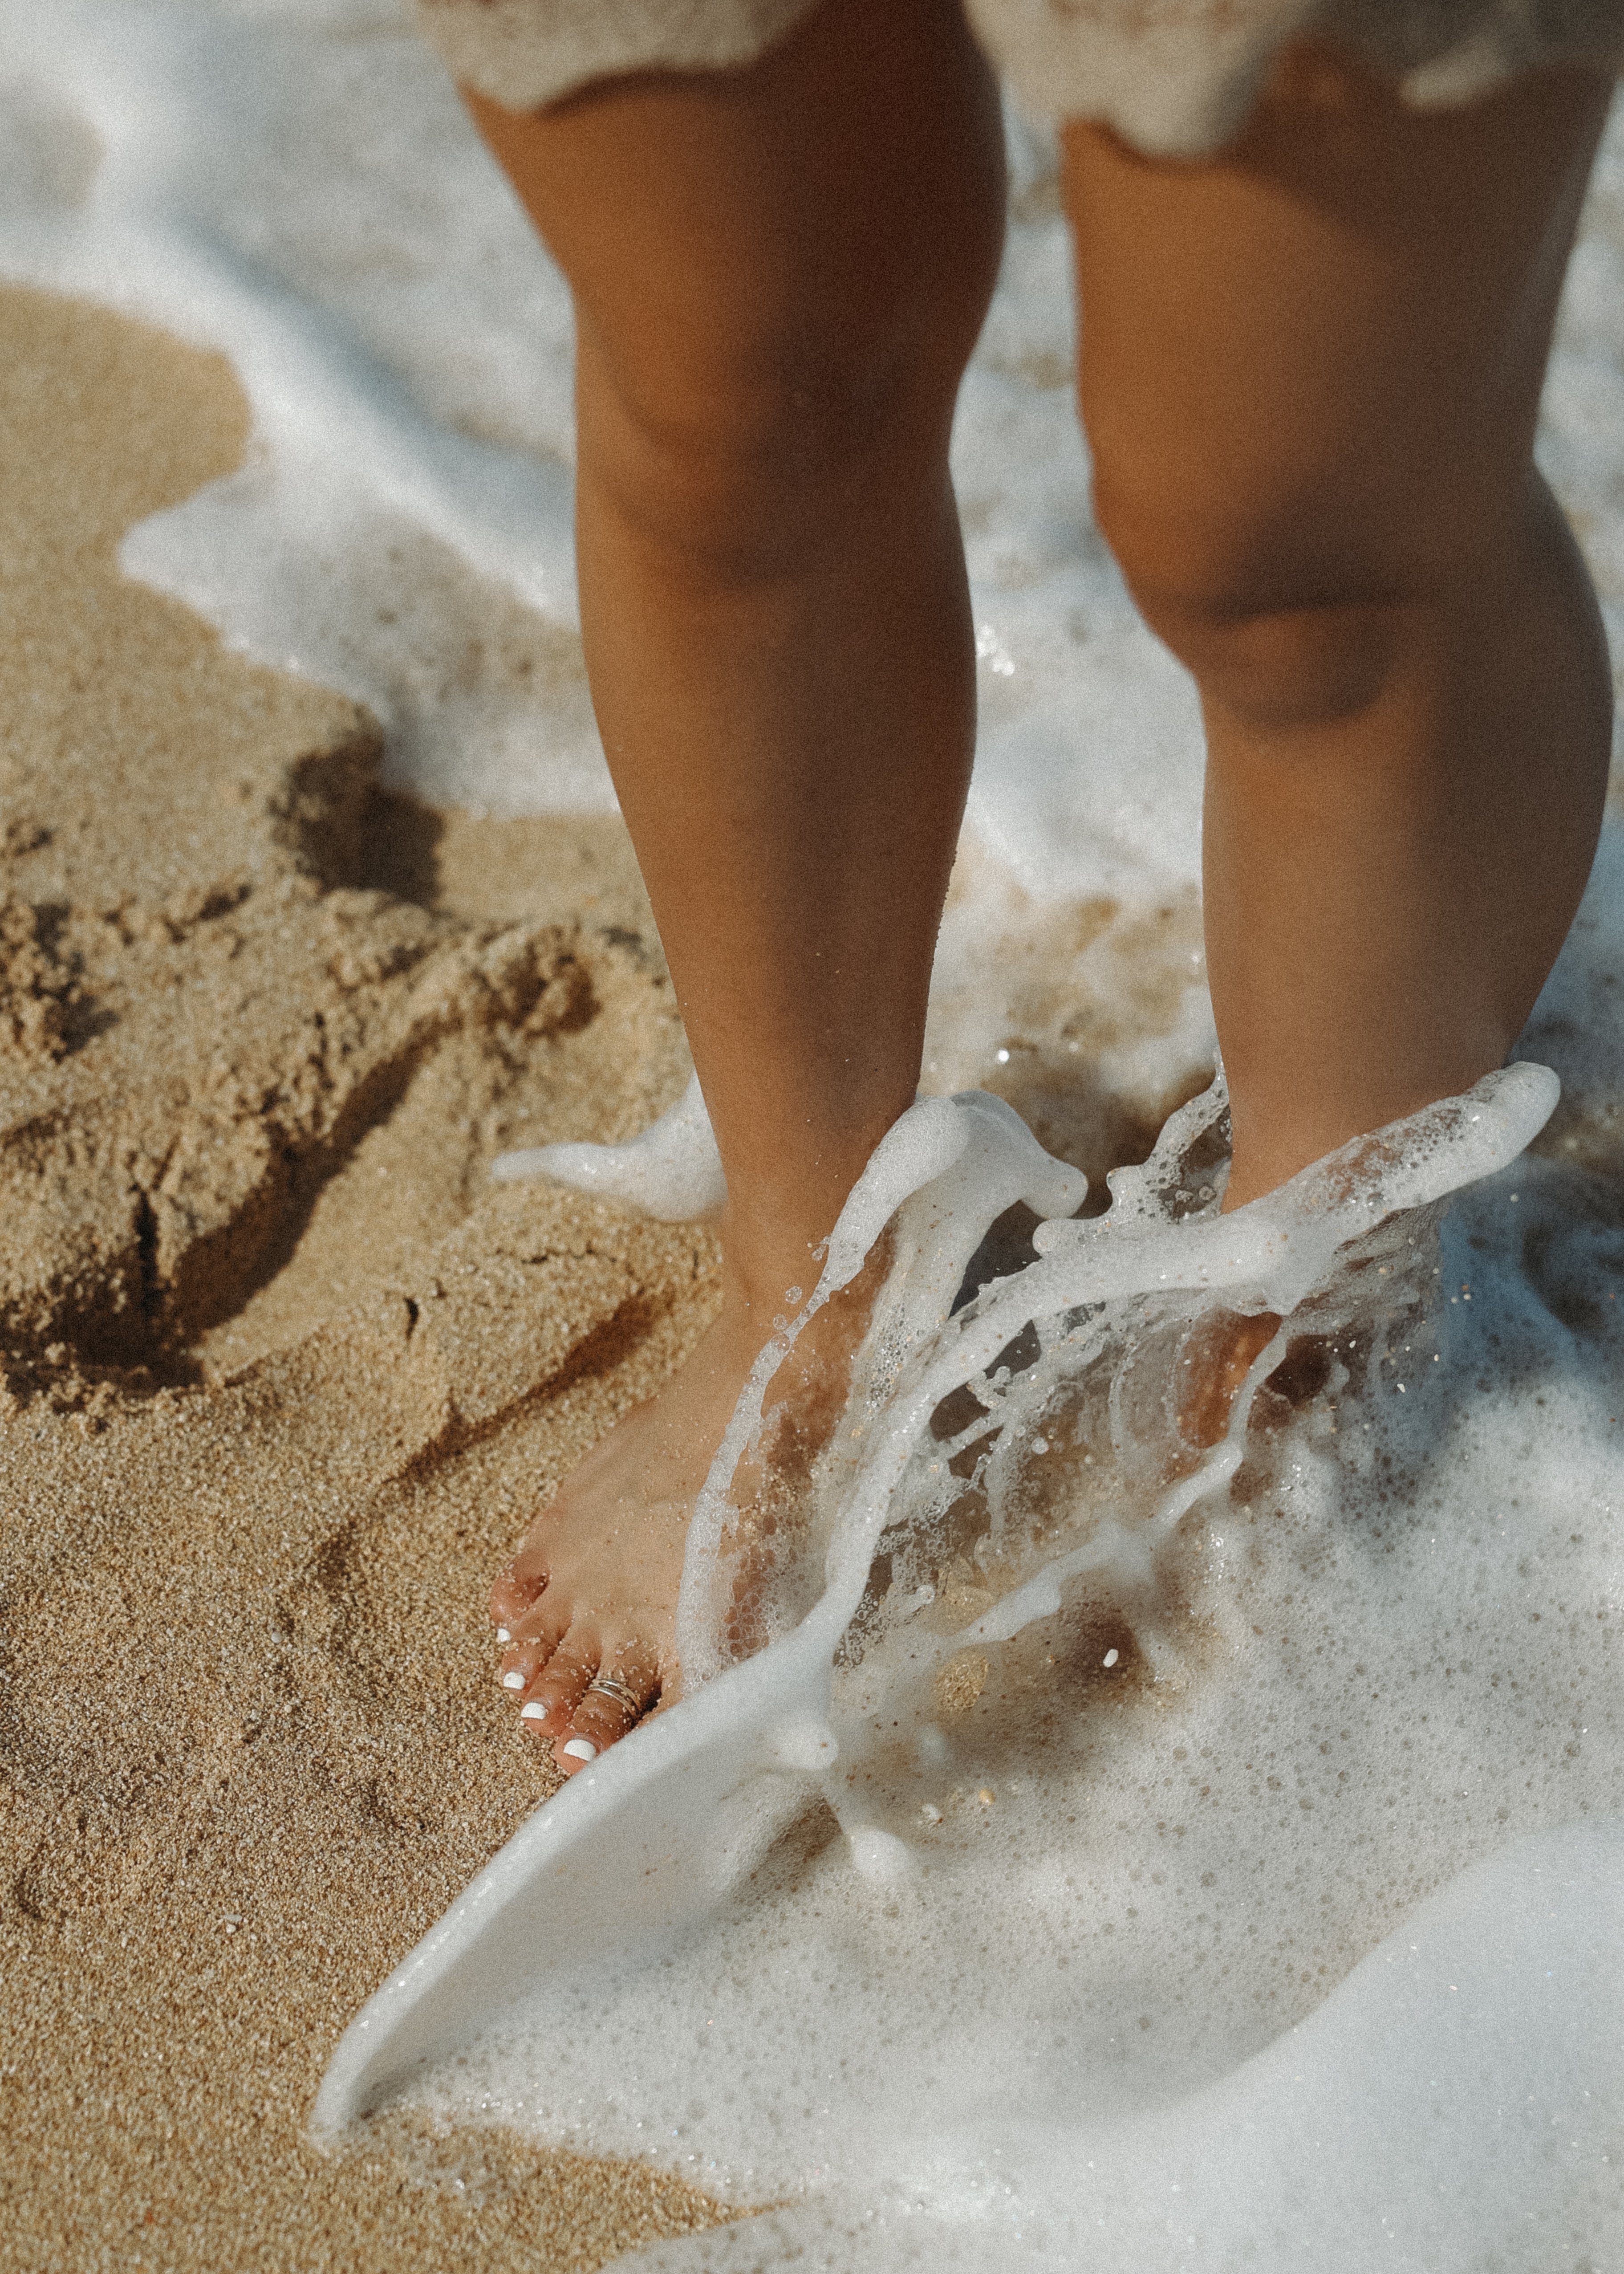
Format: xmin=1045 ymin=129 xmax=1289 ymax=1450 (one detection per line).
xmin=584 ymin=1672 xmax=642 ymax=1716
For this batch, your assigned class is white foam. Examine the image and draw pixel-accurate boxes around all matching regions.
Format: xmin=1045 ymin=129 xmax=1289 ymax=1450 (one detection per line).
xmin=613 ymin=1818 xmax=1624 ymax=2270
xmin=492 ymin=1069 xmax=729 ymax=1220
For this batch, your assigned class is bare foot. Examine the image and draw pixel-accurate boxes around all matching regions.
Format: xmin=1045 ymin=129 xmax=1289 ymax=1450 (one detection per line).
xmin=1176 ymin=1307 xmax=1284 ymax=1449
xmin=489 ymin=1251 xmax=877 ymax=1777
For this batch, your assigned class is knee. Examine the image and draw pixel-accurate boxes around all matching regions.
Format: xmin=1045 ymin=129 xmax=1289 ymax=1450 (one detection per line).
xmin=1092 ymin=476 xmax=1414 ymax=731
xmin=577 ymin=232 xmax=1001 ymax=579
xmin=582 ymin=326 xmax=951 ymax=566
xmin=1134 ymin=578 xmax=1409 ymax=736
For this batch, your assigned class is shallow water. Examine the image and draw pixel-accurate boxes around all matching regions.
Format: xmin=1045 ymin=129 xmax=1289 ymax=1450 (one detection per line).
xmin=385 ymin=1067 xmax=1623 ymax=2266
xmin=4 ymin=6 xmax=1622 ymax=2266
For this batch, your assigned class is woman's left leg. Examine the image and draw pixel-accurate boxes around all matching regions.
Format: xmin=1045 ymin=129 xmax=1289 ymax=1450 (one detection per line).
xmin=1062 ymin=50 xmax=1615 ymax=1208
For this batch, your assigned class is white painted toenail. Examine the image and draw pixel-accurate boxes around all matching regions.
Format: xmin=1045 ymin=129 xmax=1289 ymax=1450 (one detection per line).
xmin=520 ymin=1701 xmax=548 ymax=1721
xmin=495 ymin=1627 xmax=511 ymax=1644
xmin=562 ymin=1738 xmax=597 ymax=1762
xmin=502 ymin=1671 xmax=525 ymax=1690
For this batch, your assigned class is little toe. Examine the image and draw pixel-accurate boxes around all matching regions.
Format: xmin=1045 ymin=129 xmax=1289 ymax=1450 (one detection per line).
xmin=560 ymin=1647 xmax=661 ymax=1767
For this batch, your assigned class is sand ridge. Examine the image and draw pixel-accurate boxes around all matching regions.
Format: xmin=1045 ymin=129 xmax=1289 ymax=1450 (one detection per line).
xmin=0 ymin=283 xmax=736 ymax=2268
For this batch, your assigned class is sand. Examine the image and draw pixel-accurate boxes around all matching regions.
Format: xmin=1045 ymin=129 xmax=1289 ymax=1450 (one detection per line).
xmin=0 ymin=281 xmax=741 ymax=2269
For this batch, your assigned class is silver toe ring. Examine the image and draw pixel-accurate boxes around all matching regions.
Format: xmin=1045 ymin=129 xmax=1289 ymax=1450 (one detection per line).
xmin=585 ymin=1672 xmax=641 ymax=1716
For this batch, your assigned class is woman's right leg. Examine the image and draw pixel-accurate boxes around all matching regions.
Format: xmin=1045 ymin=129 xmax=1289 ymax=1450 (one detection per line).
xmin=464 ymin=0 xmax=1006 ymax=1765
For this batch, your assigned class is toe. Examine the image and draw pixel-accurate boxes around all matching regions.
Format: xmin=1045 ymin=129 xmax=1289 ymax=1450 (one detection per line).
xmin=559 ymin=1641 xmax=661 ymax=1767
xmin=497 ymin=1593 xmax=568 ymax=1695
xmin=490 ymin=1503 xmax=576 ymax=1630
xmin=490 ymin=1558 xmax=542 ymax=1635
xmin=516 ymin=1635 xmax=601 ymax=1759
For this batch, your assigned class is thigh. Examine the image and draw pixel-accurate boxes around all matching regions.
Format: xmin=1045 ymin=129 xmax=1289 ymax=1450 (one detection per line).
xmin=463 ymin=0 xmax=1006 ymax=444
xmin=1062 ymin=48 xmax=1614 ymax=613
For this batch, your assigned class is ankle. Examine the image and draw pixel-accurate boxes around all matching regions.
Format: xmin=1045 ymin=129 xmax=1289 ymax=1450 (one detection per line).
xmin=716 ymin=1173 xmax=870 ymax=1320
xmin=705 ymin=1082 xmax=922 ymax=1320
xmin=718 ymin=1236 xmax=827 ymax=1327
xmin=1221 ymin=1050 xmax=1502 ymax=1208
xmin=717 ymin=1193 xmax=894 ymax=1337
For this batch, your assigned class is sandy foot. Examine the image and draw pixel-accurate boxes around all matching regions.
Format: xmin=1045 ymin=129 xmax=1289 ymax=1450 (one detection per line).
xmin=491 ymin=1259 xmax=878 ymax=1773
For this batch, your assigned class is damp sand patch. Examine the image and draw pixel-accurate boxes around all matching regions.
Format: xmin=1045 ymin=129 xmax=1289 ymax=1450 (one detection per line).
xmin=0 ymin=284 xmax=745 ymax=2270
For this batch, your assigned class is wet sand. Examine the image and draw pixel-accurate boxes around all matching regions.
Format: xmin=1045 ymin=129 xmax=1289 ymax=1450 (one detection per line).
xmin=0 ymin=282 xmax=738 ymax=2269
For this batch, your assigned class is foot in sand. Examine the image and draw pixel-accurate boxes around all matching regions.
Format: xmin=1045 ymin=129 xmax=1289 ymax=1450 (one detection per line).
xmin=490 ymin=1254 xmax=874 ymax=1775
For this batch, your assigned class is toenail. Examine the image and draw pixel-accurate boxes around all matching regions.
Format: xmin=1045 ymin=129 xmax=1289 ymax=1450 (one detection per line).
xmin=502 ymin=1670 xmax=525 ymax=1690
xmin=562 ymin=1738 xmax=597 ymax=1762
xmin=495 ymin=1627 xmax=512 ymax=1644
xmin=520 ymin=1701 xmax=548 ymax=1721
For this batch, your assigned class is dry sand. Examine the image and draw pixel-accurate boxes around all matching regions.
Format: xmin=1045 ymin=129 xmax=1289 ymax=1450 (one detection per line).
xmin=0 ymin=282 xmax=741 ymax=2270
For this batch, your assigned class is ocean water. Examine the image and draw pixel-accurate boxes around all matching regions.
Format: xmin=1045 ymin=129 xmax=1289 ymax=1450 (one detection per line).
xmin=3 ymin=5 xmax=1622 ymax=2266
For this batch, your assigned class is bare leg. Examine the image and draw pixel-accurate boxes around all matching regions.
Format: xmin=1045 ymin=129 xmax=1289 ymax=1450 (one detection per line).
xmin=464 ymin=0 xmax=1005 ymax=1765
xmin=465 ymin=25 xmax=1611 ymax=1768
xmin=1063 ymin=50 xmax=1614 ymax=1206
